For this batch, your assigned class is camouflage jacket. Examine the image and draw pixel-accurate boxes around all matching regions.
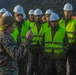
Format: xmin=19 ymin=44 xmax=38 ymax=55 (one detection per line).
xmin=0 ymin=31 xmax=28 ymax=75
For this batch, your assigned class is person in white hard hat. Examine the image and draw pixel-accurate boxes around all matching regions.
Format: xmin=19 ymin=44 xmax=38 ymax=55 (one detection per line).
xmin=0 ymin=8 xmax=7 ymax=18
xmin=27 ymin=8 xmax=48 ymax=75
xmin=26 ymin=9 xmax=34 ymax=26
xmin=43 ymin=13 xmax=69 ymax=75
xmin=11 ymin=5 xmax=30 ymax=75
xmin=59 ymin=3 xmax=76 ymax=75
xmin=28 ymin=9 xmax=34 ymax=21
xmin=34 ymin=8 xmax=43 ymax=22
xmin=45 ymin=9 xmax=53 ymax=22
xmin=41 ymin=9 xmax=53 ymax=29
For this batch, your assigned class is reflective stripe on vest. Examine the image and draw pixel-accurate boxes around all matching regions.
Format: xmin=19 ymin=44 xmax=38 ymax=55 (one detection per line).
xmin=30 ymin=22 xmax=48 ymax=45
xmin=44 ymin=27 xmax=66 ymax=54
xmin=32 ymin=35 xmax=43 ymax=44
xmin=59 ymin=18 xmax=76 ymax=43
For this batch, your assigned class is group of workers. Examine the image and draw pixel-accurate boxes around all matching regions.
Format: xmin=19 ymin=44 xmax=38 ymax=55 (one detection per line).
xmin=0 ymin=2 xmax=76 ymax=75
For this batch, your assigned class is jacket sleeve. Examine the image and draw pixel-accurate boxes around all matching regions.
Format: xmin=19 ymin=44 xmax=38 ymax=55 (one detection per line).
xmin=1 ymin=35 xmax=29 ymax=60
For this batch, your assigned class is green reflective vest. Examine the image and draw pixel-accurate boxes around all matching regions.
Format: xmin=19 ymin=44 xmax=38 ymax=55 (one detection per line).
xmin=30 ymin=22 xmax=48 ymax=45
xmin=59 ymin=18 xmax=76 ymax=43
xmin=44 ymin=27 xmax=66 ymax=54
xmin=11 ymin=21 xmax=29 ymax=43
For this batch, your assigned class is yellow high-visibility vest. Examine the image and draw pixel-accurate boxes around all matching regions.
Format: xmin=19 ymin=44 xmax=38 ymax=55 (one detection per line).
xmin=59 ymin=18 xmax=76 ymax=43
xmin=30 ymin=22 xmax=48 ymax=45
xmin=11 ymin=21 xmax=29 ymax=42
xmin=44 ymin=27 xmax=66 ymax=54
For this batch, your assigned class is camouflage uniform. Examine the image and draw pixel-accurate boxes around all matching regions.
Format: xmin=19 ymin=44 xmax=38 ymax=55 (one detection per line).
xmin=0 ymin=31 xmax=29 ymax=75
xmin=11 ymin=20 xmax=30 ymax=75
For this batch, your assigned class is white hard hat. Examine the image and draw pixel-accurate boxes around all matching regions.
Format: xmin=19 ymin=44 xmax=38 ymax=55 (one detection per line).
xmin=63 ymin=3 xmax=73 ymax=11
xmin=23 ymin=12 xmax=26 ymax=19
xmin=34 ymin=8 xmax=43 ymax=15
xmin=13 ymin=5 xmax=24 ymax=14
xmin=29 ymin=9 xmax=34 ymax=15
xmin=2 ymin=11 xmax=12 ymax=17
xmin=50 ymin=13 xmax=59 ymax=21
xmin=0 ymin=8 xmax=7 ymax=13
xmin=45 ymin=9 xmax=53 ymax=15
